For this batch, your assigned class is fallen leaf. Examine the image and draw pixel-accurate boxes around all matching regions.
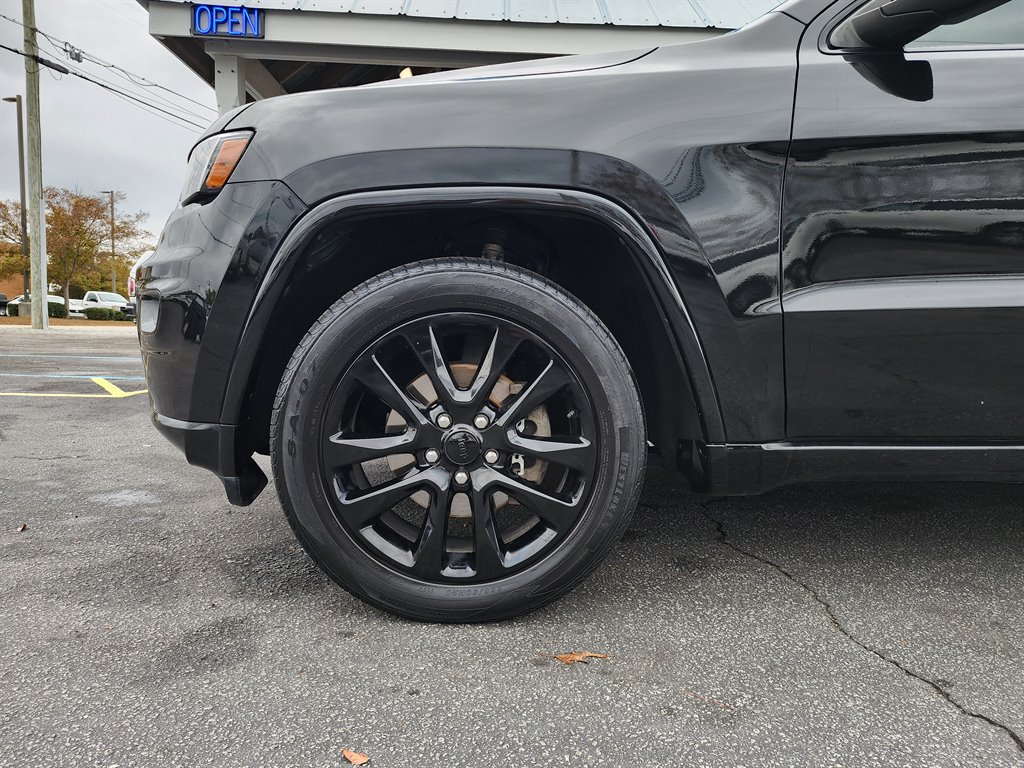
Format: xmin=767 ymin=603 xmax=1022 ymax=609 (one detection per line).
xmin=550 ymin=651 xmax=609 ymax=665
xmin=17 ymin=523 xmax=27 ymax=532
xmin=342 ymin=748 xmax=370 ymax=765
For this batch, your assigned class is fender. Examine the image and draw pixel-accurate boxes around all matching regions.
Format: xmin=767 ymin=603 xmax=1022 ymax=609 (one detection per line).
xmin=218 ymin=145 xmax=790 ymax=449
xmin=274 ymin=147 xmax=786 ymax=442
xmin=220 ymin=184 xmax=729 ymax=444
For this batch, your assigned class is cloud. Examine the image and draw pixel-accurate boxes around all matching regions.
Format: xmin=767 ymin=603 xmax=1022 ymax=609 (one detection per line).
xmin=0 ymin=0 xmax=216 ymax=240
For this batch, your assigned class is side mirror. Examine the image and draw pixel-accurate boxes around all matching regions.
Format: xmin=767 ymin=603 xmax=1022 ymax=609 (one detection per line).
xmin=829 ymin=0 xmax=1011 ymax=50
xmin=844 ymin=52 xmax=934 ymax=101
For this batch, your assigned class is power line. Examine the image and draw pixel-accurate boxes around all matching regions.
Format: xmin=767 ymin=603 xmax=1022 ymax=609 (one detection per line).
xmin=83 ymin=55 xmax=217 ymax=116
xmin=72 ymin=66 xmax=206 ymax=134
xmin=1 ymin=41 xmax=203 ymax=131
xmin=103 ymin=88 xmax=203 ymax=134
xmin=26 ymin=24 xmax=208 ymax=122
xmin=86 ymin=63 xmax=216 ymax=122
xmin=0 ymin=42 xmax=204 ymax=132
xmin=99 ymin=0 xmax=148 ymax=31
xmin=0 ymin=15 xmax=210 ymax=128
xmin=0 ymin=12 xmax=217 ymax=117
xmin=0 ymin=42 xmax=70 ymax=74
xmin=1 ymin=11 xmax=217 ymax=116
xmin=50 ymin=43 xmax=217 ymax=123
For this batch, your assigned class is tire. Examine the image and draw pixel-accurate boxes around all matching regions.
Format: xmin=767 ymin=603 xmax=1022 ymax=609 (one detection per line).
xmin=271 ymin=258 xmax=646 ymax=622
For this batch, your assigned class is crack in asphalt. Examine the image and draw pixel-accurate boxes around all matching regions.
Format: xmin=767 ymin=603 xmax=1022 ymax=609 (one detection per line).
xmin=692 ymin=502 xmax=1024 ymax=759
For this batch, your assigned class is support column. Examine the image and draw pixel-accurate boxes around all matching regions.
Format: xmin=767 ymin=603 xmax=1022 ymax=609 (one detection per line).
xmin=211 ymin=53 xmax=246 ymax=114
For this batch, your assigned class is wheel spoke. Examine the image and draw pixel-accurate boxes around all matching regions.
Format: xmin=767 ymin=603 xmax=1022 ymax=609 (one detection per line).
xmin=465 ymin=327 xmax=522 ymax=408
xmin=411 ymin=482 xmax=453 ymax=578
xmin=352 ymin=355 xmax=429 ymax=427
xmin=403 ymin=324 xmax=462 ymax=407
xmin=323 ymin=431 xmax=422 ymax=469
xmin=338 ymin=467 xmax=444 ymax=527
xmin=494 ymin=361 xmax=572 ymax=427
xmin=504 ymin=434 xmax=593 ymax=471
xmin=477 ymin=467 xmax=583 ymax=532
xmin=471 ymin=488 xmax=505 ymax=578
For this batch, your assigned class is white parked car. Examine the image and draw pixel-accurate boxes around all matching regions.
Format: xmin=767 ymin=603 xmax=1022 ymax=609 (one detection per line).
xmin=82 ymin=290 xmax=135 ymax=317
xmin=6 ymin=294 xmax=75 ymax=316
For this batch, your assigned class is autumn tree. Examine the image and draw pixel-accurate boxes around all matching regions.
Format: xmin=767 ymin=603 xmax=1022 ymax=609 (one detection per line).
xmin=44 ymin=188 xmax=111 ymax=308
xmin=41 ymin=189 xmax=152 ymax=305
xmin=78 ymin=193 xmax=151 ymax=295
xmin=0 ymin=191 xmax=152 ymax=304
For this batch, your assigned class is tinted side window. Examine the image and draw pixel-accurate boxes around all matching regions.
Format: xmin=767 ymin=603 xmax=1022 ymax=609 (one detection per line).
xmin=907 ymin=0 xmax=1024 ymax=48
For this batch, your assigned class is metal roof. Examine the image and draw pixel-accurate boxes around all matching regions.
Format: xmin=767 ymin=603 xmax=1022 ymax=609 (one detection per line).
xmin=167 ymin=0 xmax=779 ymax=29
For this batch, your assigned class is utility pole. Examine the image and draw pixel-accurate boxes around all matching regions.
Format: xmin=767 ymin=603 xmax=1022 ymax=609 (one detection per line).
xmin=1 ymin=95 xmax=28 ymax=300
xmin=100 ymin=190 xmax=115 ymax=292
xmin=22 ymin=0 xmax=47 ymax=329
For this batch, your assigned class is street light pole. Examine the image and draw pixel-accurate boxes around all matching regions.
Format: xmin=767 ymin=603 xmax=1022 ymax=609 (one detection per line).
xmin=1 ymin=95 xmax=29 ymax=300
xmin=100 ymin=190 xmax=115 ymax=292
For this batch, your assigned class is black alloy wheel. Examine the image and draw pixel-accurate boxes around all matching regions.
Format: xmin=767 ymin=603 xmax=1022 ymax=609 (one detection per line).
xmin=272 ymin=259 xmax=646 ymax=622
xmin=319 ymin=311 xmax=599 ymax=582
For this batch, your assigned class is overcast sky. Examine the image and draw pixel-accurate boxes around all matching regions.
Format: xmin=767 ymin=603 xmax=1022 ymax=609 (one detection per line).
xmin=0 ymin=0 xmax=216 ymax=239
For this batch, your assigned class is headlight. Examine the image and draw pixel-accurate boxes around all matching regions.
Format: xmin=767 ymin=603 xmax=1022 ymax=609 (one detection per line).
xmin=180 ymin=130 xmax=253 ymax=205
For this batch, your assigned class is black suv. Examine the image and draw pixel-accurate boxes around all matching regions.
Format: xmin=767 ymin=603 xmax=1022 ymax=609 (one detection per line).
xmin=140 ymin=0 xmax=1024 ymax=621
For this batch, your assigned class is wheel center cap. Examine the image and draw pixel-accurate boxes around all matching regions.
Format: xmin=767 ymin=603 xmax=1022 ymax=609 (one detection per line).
xmin=443 ymin=430 xmax=481 ymax=466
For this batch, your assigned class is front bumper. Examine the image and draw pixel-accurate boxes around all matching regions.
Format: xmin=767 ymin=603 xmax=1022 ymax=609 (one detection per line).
xmin=140 ymin=180 xmax=306 ymax=504
xmin=152 ymin=412 xmax=268 ymax=506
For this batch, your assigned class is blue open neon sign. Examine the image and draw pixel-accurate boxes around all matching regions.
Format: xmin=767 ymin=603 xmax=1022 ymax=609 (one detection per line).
xmin=191 ymin=4 xmax=264 ymax=39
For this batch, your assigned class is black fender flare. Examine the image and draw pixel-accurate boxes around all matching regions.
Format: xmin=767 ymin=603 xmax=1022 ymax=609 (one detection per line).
xmin=220 ymin=185 xmax=726 ymax=445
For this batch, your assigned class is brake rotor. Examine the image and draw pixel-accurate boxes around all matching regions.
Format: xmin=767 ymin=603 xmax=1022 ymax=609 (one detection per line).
xmin=385 ymin=362 xmax=550 ymax=517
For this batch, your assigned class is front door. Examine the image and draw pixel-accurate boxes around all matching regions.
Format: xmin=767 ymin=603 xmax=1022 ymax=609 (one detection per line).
xmin=781 ymin=0 xmax=1024 ymax=439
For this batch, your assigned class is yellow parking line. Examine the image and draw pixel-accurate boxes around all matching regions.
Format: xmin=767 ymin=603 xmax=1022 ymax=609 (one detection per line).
xmin=0 ymin=392 xmax=122 ymax=398
xmin=90 ymin=376 xmax=148 ymax=398
xmin=0 ymin=376 xmax=148 ymax=399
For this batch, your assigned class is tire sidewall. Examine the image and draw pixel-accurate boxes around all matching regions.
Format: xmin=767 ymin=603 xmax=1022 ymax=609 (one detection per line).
xmin=274 ymin=262 xmax=645 ymax=621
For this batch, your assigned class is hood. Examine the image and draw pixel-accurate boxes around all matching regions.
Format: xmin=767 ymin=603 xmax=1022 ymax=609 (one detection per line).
xmin=372 ymin=47 xmax=658 ymax=86
xmin=213 ymin=46 xmax=658 ymax=143
xmin=220 ymin=9 xmax=804 ymax=193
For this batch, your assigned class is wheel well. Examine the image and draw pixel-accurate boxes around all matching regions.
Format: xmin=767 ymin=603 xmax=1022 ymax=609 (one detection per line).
xmin=236 ymin=206 xmax=706 ymax=477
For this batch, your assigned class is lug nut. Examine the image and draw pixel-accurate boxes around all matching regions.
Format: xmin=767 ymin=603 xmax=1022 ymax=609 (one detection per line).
xmin=424 ymin=448 xmax=440 ymax=464
xmin=473 ymin=414 xmax=489 ymax=429
xmin=453 ymin=470 xmax=470 ymax=486
xmin=436 ymin=413 xmax=452 ymax=429
xmin=484 ymin=449 xmax=499 ymax=465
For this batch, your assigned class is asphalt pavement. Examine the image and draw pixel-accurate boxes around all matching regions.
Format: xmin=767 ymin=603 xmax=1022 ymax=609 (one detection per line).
xmin=1 ymin=325 xmax=1021 ymax=768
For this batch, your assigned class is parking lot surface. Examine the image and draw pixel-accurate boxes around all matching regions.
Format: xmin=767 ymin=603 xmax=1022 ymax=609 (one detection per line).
xmin=1 ymin=325 xmax=1021 ymax=768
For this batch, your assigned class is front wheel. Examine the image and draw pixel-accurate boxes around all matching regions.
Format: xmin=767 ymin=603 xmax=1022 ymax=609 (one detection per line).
xmin=271 ymin=259 xmax=646 ymax=622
